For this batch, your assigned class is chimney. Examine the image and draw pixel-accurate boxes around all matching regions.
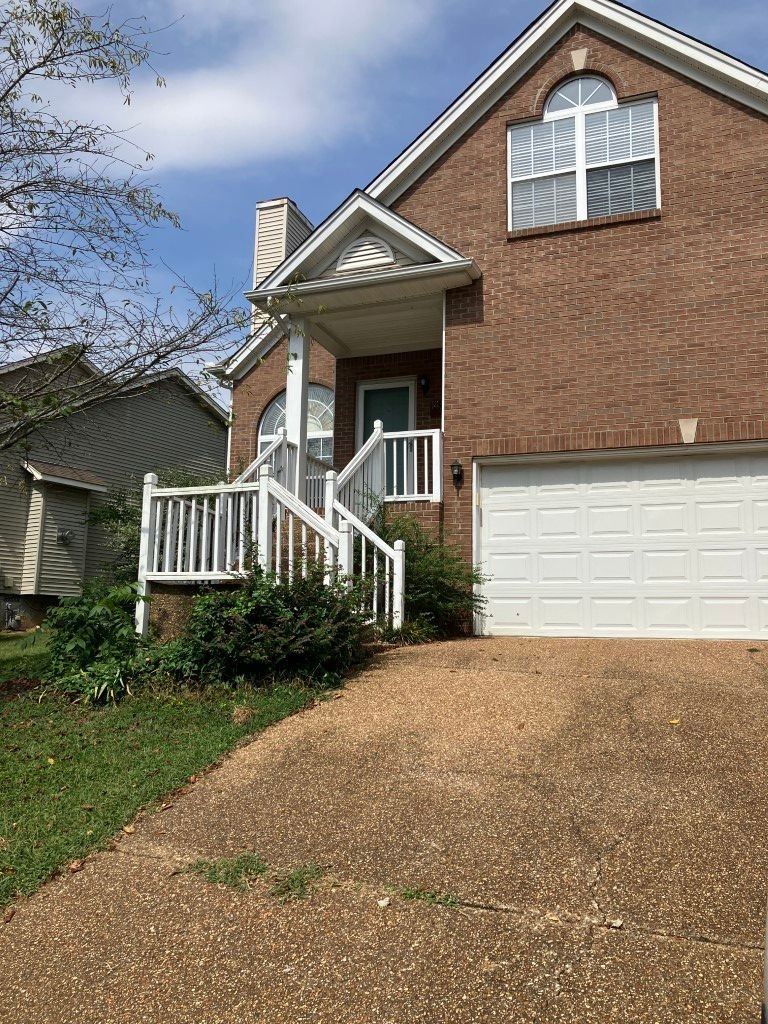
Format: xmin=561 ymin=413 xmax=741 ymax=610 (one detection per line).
xmin=253 ymin=197 xmax=313 ymax=287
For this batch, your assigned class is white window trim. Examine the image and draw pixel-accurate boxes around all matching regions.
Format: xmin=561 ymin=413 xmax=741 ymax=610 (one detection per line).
xmin=507 ymin=85 xmax=661 ymax=230
xmin=355 ymin=377 xmax=416 ymax=449
xmin=258 ymin=386 xmax=335 ymax=456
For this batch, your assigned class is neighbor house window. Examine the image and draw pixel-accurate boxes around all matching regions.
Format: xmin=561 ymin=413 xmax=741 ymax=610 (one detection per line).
xmin=508 ymin=76 xmax=659 ymax=230
xmin=258 ymin=384 xmax=335 ymax=462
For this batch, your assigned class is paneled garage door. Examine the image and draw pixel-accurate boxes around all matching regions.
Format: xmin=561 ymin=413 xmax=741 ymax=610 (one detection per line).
xmin=478 ymin=450 xmax=768 ymax=638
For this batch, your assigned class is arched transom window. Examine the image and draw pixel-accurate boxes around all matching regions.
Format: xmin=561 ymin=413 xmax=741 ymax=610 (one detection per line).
xmin=508 ymin=75 xmax=659 ymax=230
xmin=258 ymin=384 xmax=335 ymax=463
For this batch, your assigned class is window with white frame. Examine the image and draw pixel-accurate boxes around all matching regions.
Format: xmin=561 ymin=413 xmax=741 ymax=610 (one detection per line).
xmin=258 ymin=384 xmax=335 ymax=462
xmin=508 ymin=76 xmax=659 ymax=230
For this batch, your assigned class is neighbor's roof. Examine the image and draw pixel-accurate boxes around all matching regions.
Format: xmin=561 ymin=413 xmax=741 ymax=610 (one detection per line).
xmin=1 ymin=349 xmax=228 ymax=424
xmin=22 ymin=459 xmax=108 ymax=492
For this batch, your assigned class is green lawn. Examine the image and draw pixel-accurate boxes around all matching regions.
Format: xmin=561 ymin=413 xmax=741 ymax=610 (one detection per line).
xmin=0 ymin=682 xmax=315 ymax=908
xmin=0 ymin=630 xmax=50 ymax=684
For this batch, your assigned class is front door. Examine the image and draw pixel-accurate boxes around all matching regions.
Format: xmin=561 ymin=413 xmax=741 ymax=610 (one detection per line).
xmin=359 ymin=382 xmax=414 ymax=495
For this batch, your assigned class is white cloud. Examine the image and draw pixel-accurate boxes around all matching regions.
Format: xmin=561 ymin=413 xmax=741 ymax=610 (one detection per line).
xmin=53 ymin=0 xmax=444 ymax=172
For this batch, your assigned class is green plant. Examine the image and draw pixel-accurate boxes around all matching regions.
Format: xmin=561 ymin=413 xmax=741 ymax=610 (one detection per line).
xmin=188 ymin=853 xmax=268 ymax=891
xmin=44 ymin=581 xmax=141 ymax=701
xmin=374 ymin=510 xmax=486 ymax=639
xmin=401 ymin=887 xmax=458 ymax=908
xmin=0 ymin=630 xmax=50 ymax=684
xmin=0 ymin=682 xmax=312 ymax=908
xmin=142 ymin=566 xmax=371 ymax=687
xmin=268 ymin=863 xmax=324 ymax=902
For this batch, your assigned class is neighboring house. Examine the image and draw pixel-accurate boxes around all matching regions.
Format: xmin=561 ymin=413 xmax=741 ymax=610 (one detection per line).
xmin=141 ymin=0 xmax=768 ymax=640
xmin=1 ymin=353 xmax=227 ymax=627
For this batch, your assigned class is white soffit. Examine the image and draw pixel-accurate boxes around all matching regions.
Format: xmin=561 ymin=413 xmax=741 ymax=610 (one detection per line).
xmin=366 ymin=0 xmax=768 ymax=204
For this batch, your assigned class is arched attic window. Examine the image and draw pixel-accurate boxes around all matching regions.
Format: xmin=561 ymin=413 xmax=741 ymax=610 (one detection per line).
xmin=258 ymin=384 xmax=335 ymax=463
xmin=336 ymin=234 xmax=395 ymax=274
xmin=508 ymin=74 xmax=659 ymax=230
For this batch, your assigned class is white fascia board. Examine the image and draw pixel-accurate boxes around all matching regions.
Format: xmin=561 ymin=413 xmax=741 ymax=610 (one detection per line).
xmin=366 ymin=0 xmax=768 ymax=204
xmin=256 ymin=191 xmax=470 ymax=293
xmin=214 ymin=319 xmax=286 ymax=382
xmin=247 ymin=259 xmax=480 ymax=310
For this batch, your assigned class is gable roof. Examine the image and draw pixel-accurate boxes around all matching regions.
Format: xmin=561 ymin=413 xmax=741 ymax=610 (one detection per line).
xmin=1 ymin=348 xmax=228 ymax=424
xmin=216 ymin=192 xmax=479 ymax=379
xmin=251 ymin=190 xmax=473 ymax=294
xmin=366 ymin=0 xmax=768 ymax=204
xmin=22 ymin=459 xmax=108 ymax=492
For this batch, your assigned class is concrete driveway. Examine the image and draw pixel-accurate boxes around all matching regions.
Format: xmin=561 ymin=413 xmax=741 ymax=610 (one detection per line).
xmin=1 ymin=638 xmax=767 ymax=1022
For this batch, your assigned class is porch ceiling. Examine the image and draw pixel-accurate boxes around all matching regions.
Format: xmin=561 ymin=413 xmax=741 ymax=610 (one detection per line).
xmin=310 ymin=293 xmax=443 ymax=356
xmin=248 ymin=260 xmax=479 ymax=357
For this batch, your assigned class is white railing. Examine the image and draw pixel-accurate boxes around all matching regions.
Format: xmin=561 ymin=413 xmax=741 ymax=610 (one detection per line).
xmin=335 ymin=422 xmax=442 ymax=521
xmin=135 ymin=464 xmax=404 ymax=635
xmin=305 ymin=452 xmax=329 ymax=511
xmin=383 ymin=429 xmax=442 ymax=503
xmin=332 ymin=494 xmax=404 ymax=627
xmin=336 ymin=419 xmax=386 ymax=522
xmin=233 ymin=428 xmax=291 ymax=487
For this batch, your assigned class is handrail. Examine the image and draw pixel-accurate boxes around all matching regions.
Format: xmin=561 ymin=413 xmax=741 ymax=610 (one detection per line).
xmin=382 ymin=429 xmax=439 ymax=439
xmin=332 ymin=499 xmax=396 ymax=560
xmin=337 ymin=420 xmax=383 ymax=489
xmin=152 ymin=481 xmax=261 ymax=498
xmin=269 ymin=475 xmax=340 ymax=545
xmin=233 ymin=430 xmax=286 ymax=484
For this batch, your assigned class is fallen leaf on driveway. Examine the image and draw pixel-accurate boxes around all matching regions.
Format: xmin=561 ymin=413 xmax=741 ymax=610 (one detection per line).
xmin=122 ymin=825 xmax=135 ymax=834
xmin=69 ymin=860 xmax=84 ymax=873
xmin=3 ymin=908 xmax=15 ymax=924
xmin=668 ymin=719 xmax=681 ymax=726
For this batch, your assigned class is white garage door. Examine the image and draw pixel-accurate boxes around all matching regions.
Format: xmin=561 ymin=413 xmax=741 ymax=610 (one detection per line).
xmin=478 ymin=450 xmax=768 ymax=638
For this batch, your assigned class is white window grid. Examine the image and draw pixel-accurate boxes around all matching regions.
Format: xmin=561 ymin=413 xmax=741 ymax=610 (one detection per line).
xmin=507 ymin=78 xmax=661 ymax=230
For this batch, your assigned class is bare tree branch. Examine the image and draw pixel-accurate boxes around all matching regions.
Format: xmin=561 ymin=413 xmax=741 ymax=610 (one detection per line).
xmin=0 ymin=0 xmax=253 ymax=451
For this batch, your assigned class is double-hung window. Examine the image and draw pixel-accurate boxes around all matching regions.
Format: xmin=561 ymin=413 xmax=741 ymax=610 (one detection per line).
xmin=508 ymin=76 xmax=659 ymax=231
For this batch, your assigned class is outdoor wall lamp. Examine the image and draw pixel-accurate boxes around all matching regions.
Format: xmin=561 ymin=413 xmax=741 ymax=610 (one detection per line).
xmin=419 ymin=376 xmax=429 ymax=395
xmin=450 ymin=460 xmax=464 ymax=486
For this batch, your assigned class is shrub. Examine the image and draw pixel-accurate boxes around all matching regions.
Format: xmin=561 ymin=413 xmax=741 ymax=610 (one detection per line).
xmin=374 ymin=509 xmax=485 ymax=639
xmin=44 ymin=581 xmax=140 ymax=701
xmin=139 ymin=566 xmax=371 ymax=688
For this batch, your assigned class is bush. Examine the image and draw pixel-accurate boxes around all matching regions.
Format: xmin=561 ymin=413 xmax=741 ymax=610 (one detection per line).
xmin=144 ymin=566 xmax=371 ymax=688
xmin=44 ymin=581 xmax=140 ymax=701
xmin=374 ymin=509 xmax=485 ymax=640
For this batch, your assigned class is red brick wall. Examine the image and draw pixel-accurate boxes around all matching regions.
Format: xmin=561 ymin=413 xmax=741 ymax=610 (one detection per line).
xmin=387 ymin=500 xmax=443 ymax=541
xmin=391 ymin=25 xmax=768 ymax=557
xmin=334 ymin=349 xmax=442 ymax=469
xmin=230 ymin=338 xmax=335 ymax=474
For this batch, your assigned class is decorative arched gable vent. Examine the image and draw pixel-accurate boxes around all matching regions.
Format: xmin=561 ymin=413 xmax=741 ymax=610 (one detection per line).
xmin=336 ymin=234 xmax=395 ymax=274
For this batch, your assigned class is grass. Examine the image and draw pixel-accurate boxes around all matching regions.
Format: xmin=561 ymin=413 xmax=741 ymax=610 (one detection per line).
xmin=268 ymin=863 xmax=325 ymax=902
xmin=188 ymin=852 xmax=268 ymax=891
xmin=401 ymin=887 xmax=459 ymax=908
xmin=0 ymin=631 xmax=50 ymax=684
xmin=0 ymin=682 xmax=315 ymax=908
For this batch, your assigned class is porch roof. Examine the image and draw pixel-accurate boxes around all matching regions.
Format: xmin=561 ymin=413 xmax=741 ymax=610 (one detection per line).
xmin=244 ymin=191 xmax=480 ymax=358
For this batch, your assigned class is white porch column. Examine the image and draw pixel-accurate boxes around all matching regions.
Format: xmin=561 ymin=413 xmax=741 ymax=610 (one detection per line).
xmin=285 ymin=317 xmax=309 ymax=497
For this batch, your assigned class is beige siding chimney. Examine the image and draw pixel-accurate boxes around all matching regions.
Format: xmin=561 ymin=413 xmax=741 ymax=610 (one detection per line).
xmin=253 ymin=197 xmax=313 ymax=287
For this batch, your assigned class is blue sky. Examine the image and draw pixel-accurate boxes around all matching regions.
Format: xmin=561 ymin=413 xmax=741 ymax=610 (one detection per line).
xmin=77 ymin=0 xmax=768 ymax=325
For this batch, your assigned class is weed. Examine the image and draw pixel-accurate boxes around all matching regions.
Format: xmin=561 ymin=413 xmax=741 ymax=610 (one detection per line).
xmin=188 ymin=853 xmax=267 ymax=891
xmin=401 ymin=887 xmax=458 ymax=908
xmin=268 ymin=863 xmax=324 ymax=902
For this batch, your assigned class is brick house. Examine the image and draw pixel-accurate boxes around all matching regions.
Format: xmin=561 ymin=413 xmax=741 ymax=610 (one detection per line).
xmin=139 ymin=0 xmax=768 ymax=640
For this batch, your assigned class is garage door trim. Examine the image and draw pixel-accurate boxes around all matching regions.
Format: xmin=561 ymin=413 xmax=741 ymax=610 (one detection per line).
xmin=472 ymin=442 xmax=768 ymax=638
